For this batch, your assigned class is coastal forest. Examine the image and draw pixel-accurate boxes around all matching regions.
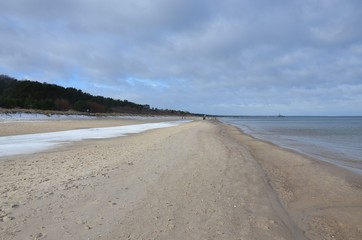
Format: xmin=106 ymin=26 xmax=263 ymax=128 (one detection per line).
xmin=0 ymin=75 xmax=189 ymax=115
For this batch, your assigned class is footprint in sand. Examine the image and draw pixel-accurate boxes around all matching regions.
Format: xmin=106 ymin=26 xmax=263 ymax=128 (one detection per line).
xmin=2 ymin=215 xmax=15 ymax=222
xmin=31 ymin=232 xmax=46 ymax=240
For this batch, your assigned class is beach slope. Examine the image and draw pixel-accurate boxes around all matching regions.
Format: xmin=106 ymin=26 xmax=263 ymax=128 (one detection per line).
xmin=0 ymin=120 xmax=361 ymax=239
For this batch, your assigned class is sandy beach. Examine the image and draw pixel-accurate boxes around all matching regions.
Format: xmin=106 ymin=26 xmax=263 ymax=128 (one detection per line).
xmin=0 ymin=119 xmax=361 ymax=239
xmin=0 ymin=117 xmax=183 ymax=137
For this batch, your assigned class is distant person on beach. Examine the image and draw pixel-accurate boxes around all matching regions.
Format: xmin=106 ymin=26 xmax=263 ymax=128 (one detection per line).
xmin=203 ymin=115 xmax=206 ymax=120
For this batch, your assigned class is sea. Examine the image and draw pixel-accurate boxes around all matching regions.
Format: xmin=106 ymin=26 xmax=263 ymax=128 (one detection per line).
xmin=221 ymin=116 xmax=362 ymax=175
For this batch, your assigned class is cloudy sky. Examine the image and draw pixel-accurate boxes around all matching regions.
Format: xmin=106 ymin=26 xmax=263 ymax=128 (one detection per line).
xmin=1 ymin=0 xmax=362 ymax=115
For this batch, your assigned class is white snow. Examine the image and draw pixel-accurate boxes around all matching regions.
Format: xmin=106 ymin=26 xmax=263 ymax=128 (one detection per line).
xmin=0 ymin=113 xmax=178 ymax=122
xmin=0 ymin=120 xmax=191 ymax=158
xmin=0 ymin=113 xmax=96 ymax=122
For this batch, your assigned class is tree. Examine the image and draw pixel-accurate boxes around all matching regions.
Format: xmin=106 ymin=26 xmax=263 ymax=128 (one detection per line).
xmin=73 ymin=100 xmax=90 ymax=112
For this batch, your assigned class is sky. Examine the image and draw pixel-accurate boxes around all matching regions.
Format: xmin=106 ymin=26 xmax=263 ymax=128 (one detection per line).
xmin=1 ymin=0 xmax=362 ymax=116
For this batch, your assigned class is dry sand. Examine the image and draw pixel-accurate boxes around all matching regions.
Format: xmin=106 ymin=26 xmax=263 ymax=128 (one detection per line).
xmin=0 ymin=119 xmax=361 ymax=239
xmin=0 ymin=117 xmax=182 ymax=137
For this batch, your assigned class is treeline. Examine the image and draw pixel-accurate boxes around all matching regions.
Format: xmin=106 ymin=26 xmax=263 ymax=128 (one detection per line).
xmin=0 ymin=75 xmax=190 ymax=115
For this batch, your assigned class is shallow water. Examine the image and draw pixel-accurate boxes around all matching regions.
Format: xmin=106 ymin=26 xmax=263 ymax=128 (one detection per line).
xmin=221 ymin=116 xmax=362 ymax=174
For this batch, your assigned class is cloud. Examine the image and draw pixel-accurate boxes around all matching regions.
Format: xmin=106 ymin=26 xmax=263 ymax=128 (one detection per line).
xmin=1 ymin=0 xmax=362 ymax=115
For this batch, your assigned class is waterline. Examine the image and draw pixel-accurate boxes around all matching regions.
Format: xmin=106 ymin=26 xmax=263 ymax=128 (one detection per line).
xmin=221 ymin=116 xmax=362 ymax=175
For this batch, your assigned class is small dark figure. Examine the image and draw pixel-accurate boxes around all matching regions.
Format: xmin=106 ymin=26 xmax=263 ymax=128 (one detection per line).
xmin=203 ymin=115 xmax=206 ymax=120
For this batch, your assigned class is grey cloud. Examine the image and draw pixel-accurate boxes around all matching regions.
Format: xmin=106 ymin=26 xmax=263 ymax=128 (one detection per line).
xmin=0 ymin=0 xmax=361 ymax=115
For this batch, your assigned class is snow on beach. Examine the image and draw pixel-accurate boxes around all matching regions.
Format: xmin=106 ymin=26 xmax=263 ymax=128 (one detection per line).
xmin=0 ymin=112 xmax=177 ymax=122
xmin=0 ymin=112 xmax=96 ymax=122
xmin=0 ymin=120 xmax=191 ymax=157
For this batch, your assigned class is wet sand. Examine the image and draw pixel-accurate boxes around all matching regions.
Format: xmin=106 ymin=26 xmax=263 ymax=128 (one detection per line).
xmin=0 ymin=119 xmax=361 ymax=239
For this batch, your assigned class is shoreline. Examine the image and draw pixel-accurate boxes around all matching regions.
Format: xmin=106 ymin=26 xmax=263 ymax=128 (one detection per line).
xmin=1 ymin=120 xmax=361 ymax=239
xmin=223 ymin=122 xmax=362 ymax=189
xmin=221 ymin=121 xmax=362 ymax=176
xmin=221 ymin=122 xmax=362 ymax=239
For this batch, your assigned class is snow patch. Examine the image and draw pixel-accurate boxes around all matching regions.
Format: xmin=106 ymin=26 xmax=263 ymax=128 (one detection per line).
xmin=0 ymin=113 xmax=179 ymax=122
xmin=0 ymin=113 xmax=95 ymax=122
xmin=0 ymin=120 xmax=191 ymax=157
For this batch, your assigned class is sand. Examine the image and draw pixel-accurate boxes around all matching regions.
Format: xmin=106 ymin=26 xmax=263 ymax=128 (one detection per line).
xmin=0 ymin=119 xmax=361 ymax=239
xmin=0 ymin=117 xmax=182 ymax=137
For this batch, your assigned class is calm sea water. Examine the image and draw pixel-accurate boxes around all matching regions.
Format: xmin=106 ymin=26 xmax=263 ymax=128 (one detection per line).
xmin=221 ymin=116 xmax=362 ymax=174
